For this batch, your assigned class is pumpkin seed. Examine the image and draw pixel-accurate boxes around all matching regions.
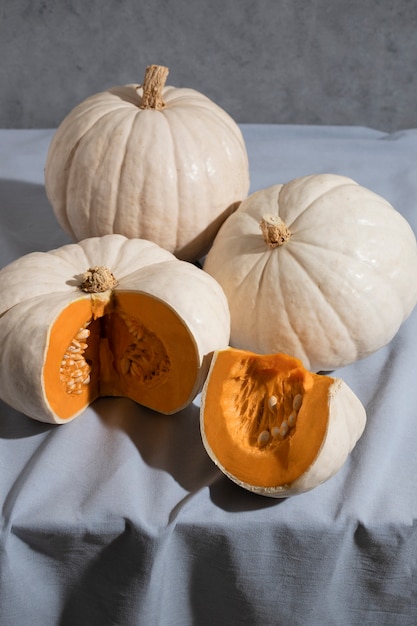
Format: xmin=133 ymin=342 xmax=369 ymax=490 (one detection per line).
xmin=271 ymin=426 xmax=281 ymax=438
xmin=76 ymin=328 xmax=90 ymax=340
xmin=257 ymin=430 xmax=271 ymax=447
xmin=288 ymin=411 xmax=297 ymax=427
xmin=293 ymin=394 xmax=303 ymax=411
xmin=280 ymin=421 xmax=289 ymax=437
xmin=120 ymin=357 xmax=131 ymax=375
xmin=60 ymin=322 xmax=92 ymax=394
xmin=118 ymin=312 xmax=171 ymax=385
xmin=268 ymin=395 xmax=278 ymax=410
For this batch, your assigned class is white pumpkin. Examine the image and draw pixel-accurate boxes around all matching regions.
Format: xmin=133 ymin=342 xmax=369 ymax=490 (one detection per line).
xmin=0 ymin=234 xmax=230 ymax=424
xmin=44 ymin=65 xmax=250 ymax=262
xmin=204 ymin=174 xmax=417 ymax=372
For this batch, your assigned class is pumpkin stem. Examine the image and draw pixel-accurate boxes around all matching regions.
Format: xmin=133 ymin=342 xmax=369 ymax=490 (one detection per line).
xmin=259 ymin=214 xmax=291 ymax=248
xmin=80 ymin=266 xmax=118 ymax=293
xmin=140 ymin=64 xmax=169 ymax=110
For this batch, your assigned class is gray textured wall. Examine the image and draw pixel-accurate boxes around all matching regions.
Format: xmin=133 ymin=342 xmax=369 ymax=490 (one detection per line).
xmin=1 ymin=0 xmax=416 ymax=131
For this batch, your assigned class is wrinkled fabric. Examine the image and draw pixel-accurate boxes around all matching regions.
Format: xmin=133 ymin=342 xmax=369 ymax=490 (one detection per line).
xmin=0 ymin=126 xmax=416 ymax=626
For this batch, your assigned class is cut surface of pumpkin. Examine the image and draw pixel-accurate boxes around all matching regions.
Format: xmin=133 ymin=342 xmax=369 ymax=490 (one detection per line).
xmin=43 ymin=291 xmax=199 ymax=420
xmin=200 ymin=348 xmax=366 ymax=497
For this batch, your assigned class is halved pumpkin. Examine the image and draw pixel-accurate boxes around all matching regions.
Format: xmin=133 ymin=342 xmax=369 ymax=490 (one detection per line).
xmin=200 ymin=348 xmax=366 ymax=497
xmin=0 ymin=235 xmax=230 ymax=423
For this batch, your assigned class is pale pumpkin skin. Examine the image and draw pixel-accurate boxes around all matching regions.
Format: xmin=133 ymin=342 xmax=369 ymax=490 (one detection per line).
xmin=200 ymin=348 xmax=366 ymax=497
xmin=44 ymin=71 xmax=250 ymax=262
xmin=204 ymin=174 xmax=417 ymax=372
xmin=0 ymin=235 xmax=230 ymax=424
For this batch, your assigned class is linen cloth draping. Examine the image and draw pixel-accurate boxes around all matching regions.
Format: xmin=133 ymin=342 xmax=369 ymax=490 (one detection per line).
xmin=0 ymin=125 xmax=416 ymax=626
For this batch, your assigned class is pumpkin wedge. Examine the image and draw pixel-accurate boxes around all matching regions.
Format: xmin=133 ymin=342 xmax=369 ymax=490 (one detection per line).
xmin=0 ymin=235 xmax=230 ymax=423
xmin=200 ymin=348 xmax=366 ymax=497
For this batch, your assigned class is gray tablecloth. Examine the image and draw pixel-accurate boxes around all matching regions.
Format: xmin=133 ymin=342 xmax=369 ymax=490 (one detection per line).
xmin=0 ymin=125 xmax=416 ymax=625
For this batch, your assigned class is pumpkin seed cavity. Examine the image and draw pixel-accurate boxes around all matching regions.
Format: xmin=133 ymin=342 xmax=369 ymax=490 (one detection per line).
xmin=227 ymin=365 xmax=304 ymax=450
xmin=60 ymin=311 xmax=171 ymax=395
xmin=255 ymin=391 xmax=302 ymax=448
xmin=118 ymin=312 xmax=171 ymax=386
xmin=60 ymin=321 xmax=92 ymax=395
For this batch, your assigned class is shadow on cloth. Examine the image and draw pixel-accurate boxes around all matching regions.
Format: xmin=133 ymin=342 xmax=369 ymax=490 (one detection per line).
xmin=95 ymin=396 xmax=282 ymax=513
xmin=58 ymin=516 xmax=155 ymax=626
xmin=95 ymin=396 xmax=219 ymax=494
xmin=0 ymin=399 xmax=56 ymax=439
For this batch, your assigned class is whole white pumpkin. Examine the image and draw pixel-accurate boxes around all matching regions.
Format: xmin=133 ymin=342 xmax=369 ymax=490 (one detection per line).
xmin=203 ymin=173 xmax=417 ymax=372
xmin=44 ymin=65 xmax=250 ymax=262
xmin=0 ymin=234 xmax=230 ymax=424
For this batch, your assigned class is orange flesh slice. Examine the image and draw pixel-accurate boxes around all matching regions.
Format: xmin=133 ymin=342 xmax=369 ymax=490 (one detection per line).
xmin=201 ymin=349 xmax=334 ymax=488
xmin=43 ymin=291 xmax=198 ymax=419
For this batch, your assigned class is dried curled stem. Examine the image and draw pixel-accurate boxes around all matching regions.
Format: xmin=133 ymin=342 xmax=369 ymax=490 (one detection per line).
xmin=259 ymin=214 xmax=291 ymax=248
xmin=80 ymin=266 xmax=118 ymax=293
xmin=140 ymin=64 xmax=169 ymax=110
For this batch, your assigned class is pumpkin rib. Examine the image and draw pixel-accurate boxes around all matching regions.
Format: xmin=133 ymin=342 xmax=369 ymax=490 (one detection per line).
xmin=165 ymin=104 xmax=234 ymax=173
xmin=72 ymin=92 xmax=131 ymax=117
xmin=54 ymin=138 xmax=81 ymax=238
xmin=262 ymin=246 xmax=358 ymax=368
xmin=107 ymin=111 xmax=133 ymax=236
xmin=110 ymin=237 xmax=175 ymax=278
xmin=284 ymin=182 xmax=358 ymax=226
xmin=278 ymin=176 xmax=359 ymax=227
xmin=288 ymin=218 xmax=414 ymax=324
xmin=156 ymin=108 xmax=182 ymax=253
xmin=161 ymin=87 xmax=206 ymax=102
xmin=161 ymin=88 xmax=238 ymax=128
xmin=64 ymin=111 xmax=114 ymax=239
xmin=47 ymin=134 xmax=86 ymax=238
xmin=285 ymin=240 xmax=404 ymax=360
xmin=189 ymin=103 xmax=250 ymax=181
xmin=115 ymin=108 xmax=179 ymax=249
xmin=254 ymin=251 xmax=309 ymax=363
xmin=75 ymin=236 xmax=165 ymax=284
xmin=66 ymin=109 xmax=136 ymax=239
xmin=178 ymin=99 xmax=247 ymax=144
xmin=78 ymin=110 xmax=123 ymax=236
xmin=288 ymin=183 xmax=397 ymax=237
xmin=95 ymin=107 xmax=139 ymax=236
xmin=281 ymin=245 xmax=362 ymax=363
xmin=290 ymin=235 xmax=410 ymax=309
xmin=227 ymin=250 xmax=310 ymax=365
xmin=161 ymin=105 xmax=244 ymax=259
xmin=164 ymin=107 xmax=214 ymax=250
xmin=45 ymin=90 xmax=146 ymax=238
xmin=55 ymin=237 xmax=106 ymax=272
xmin=0 ymin=251 xmax=83 ymax=314
xmin=109 ymin=84 xmax=143 ymax=107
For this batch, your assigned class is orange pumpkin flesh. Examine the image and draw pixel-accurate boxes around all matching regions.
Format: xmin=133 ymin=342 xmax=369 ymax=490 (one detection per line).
xmin=43 ymin=291 xmax=198 ymax=420
xmin=200 ymin=348 xmax=334 ymax=488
